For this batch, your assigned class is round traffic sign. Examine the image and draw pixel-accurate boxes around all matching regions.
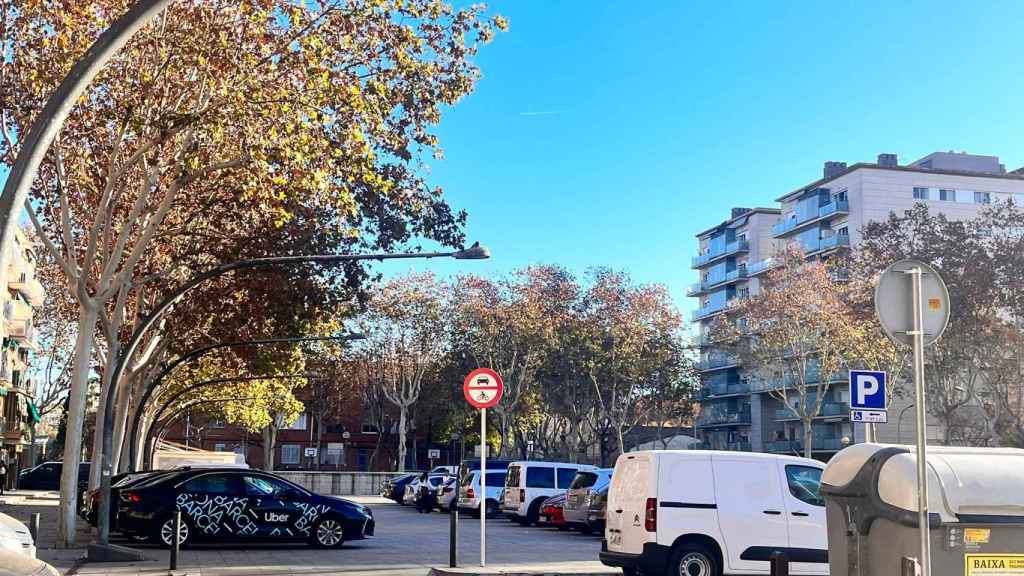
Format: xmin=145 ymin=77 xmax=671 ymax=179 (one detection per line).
xmin=874 ymin=259 xmax=951 ymax=347
xmin=463 ymin=368 xmax=503 ymax=409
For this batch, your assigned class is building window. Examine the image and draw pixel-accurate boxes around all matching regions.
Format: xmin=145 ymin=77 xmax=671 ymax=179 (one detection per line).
xmin=837 ymin=226 xmax=849 ymax=237
xmin=285 ymin=413 xmax=307 ymax=430
xmin=209 ymin=418 xmax=225 ymax=429
xmin=912 ymin=187 xmax=929 ymax=200
xmin=835 ymin=190 xmax=848 ymax=202
xmin=939 ymin=189 xmax=956 ymax=201
xmin=974 ymin=191 xmax=991 ymax=205
xmin=281 ymin=444 xmax=300 ymax=465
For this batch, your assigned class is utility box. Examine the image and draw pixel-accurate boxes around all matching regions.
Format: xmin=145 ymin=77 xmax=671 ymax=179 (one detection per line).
xmin=821 ymin=444 xmax=1024 ymax=576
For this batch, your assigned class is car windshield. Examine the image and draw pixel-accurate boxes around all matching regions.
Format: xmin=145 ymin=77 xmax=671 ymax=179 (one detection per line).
xmin=568 ymin=472 xmax=598 ymax=490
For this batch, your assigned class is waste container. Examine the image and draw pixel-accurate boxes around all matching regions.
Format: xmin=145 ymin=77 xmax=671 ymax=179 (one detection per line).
xmin=821 ymin=443 xmax=1024 ymax=576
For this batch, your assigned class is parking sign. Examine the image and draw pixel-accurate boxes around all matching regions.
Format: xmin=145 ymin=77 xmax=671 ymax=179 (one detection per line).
xmin=850 ymin=370 xmax=887 ymax=409
xmin=850 ymin=370 xmax=887 ymax=423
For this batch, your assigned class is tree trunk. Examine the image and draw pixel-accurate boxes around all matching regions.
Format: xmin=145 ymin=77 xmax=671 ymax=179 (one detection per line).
xmin=615 ymin=423 xmax=625 ymax=459
xmin=803 ymin=419 xmax=814 ymax=460
xmin=262 ymin=426 xmax=276 ymax=471
xmin=87 ymin=376 xmax=110 ymax=491
xmin=396 ymin=406 xmax=408 ymax=472
xmin=57 ymin=304 xmax=98 ymax=548
xmin=110 ymin=376 xmax=133 ymax=474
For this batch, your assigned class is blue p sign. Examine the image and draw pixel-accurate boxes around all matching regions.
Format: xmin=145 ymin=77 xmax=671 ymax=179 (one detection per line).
xmin=850 ymin=370 xmax=886 ymax=410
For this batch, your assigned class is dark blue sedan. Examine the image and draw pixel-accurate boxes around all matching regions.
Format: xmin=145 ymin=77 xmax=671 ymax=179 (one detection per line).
xmin=116 ymin=468 xmax=373 ymax=548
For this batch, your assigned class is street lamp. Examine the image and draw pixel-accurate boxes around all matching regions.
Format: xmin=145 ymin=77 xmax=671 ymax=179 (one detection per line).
xmin=127 ymin=334 xmax=364 ymax=473
xmin=93 ymin=244 xmax=490 ymax=560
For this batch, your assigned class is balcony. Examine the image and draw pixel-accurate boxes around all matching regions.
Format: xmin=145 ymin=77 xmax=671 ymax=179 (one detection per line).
xmin=698 ymin=380 xmax=751 ymax=400
xmin=697 ymin=353 xmax=739 ymax=372
xmin=765 ymin=437 xmax=845 ymax=453
xmin=747 ymin=258 xmax=777 ymax=276
xmin=692 ymin=239 xmax=749 ymax=269
xmin=751 ymin=369 xmax=850 ymax=393
xmin=688 ymin=267 xmax=749 ymax=297
xmin=7 ymin=319 xmax=36 ymax=349
xmin=696 ymin=406 xmax=751 ymax=428
xmin=772 ymin=200 xmax=850 ymax=237
xmin=774 ymin=402 xmax=849 ymax=421
xmin=808 ymin=234 xmax=850 ymax=255
xmin=9 ymin=272 xmax=44 ymax=306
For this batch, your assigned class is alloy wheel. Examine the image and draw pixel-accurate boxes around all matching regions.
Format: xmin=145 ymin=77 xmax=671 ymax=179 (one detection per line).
xmin=317 ymin=519 xmax=345 ymax=547
xmin=160 ymin=518 xmax=189 ymax=547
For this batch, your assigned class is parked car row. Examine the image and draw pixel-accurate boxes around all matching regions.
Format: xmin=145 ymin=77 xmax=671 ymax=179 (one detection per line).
xmin=83 ymin=467 xmax=373 ymax=549
xmin=389 ymin=458 xmax=613 ymax=538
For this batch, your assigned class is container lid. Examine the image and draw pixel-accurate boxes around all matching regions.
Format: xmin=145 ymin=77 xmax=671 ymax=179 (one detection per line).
xmin=823 ymin=443 xmax=1024 ymax=523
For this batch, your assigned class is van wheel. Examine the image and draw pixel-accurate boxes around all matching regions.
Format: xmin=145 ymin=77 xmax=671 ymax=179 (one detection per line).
xmin=526 ymin=500 xmax=544 ymax=526
xmin=669 ymin=542 xmax=719 ymax=576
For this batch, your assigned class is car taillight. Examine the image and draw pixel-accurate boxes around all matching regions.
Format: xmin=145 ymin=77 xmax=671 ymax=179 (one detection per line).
xmin=645 ymin=497 xmax=657 ymax=532
xmin=466 ymin=488 xmax=475 ymax=499
xmin=120 ymin=491 xmax=141 ymax=504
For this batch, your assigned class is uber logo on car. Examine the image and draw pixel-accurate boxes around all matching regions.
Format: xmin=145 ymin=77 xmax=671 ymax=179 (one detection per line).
xmin=264 ymin=512 xmax=290 ymax=523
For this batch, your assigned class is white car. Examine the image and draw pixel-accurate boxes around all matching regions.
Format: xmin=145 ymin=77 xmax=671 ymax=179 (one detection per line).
xmin=0 ymin=513 xmax=36 ymax=559
xmin=501 ymin=461 xmax=596 ymax=525
xmin=600 ymin=450 xmax=828 ymax=576
xmin=436 ymin=477 xmax=458 ymax=511
xmin=0 ymin=549 xmax=59 ymax=576
xmin=402 ymin=474 xmax=447 ymax=505
xmin=457 ymin=468 xmax=508 ymax=518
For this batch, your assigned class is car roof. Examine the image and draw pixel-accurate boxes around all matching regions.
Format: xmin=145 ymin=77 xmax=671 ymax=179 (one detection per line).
xmin=506 ymin=460 xmax=597 ymax=469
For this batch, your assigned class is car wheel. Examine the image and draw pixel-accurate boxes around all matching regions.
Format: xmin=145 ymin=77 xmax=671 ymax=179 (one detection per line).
xmin=152 ymin=515 xmax=190 ymax=548
xmin=310 ymin=516 xmax=346 ymax=549
xmin=669 ymin=542 xmax=720 ymax=576
xmin=526 ymin=500 xmax=544 ymax=526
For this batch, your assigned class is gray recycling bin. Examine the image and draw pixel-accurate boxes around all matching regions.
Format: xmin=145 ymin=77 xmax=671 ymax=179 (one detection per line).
xmin=821 ymin=444 xmax=1024 ymax=576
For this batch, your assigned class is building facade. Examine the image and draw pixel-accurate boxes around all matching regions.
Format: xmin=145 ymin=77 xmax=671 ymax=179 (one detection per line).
xmin=694 ymin=151 xmax=1024 ymax=458
xmin=1 ymin=228 xmax=45 ymax=480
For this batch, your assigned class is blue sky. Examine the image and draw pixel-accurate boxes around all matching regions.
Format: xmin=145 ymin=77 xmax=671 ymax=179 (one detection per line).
xmin=7 ymin=1 xmax=1024 ymax=315
xmin=377 ymin=0 xmax=1024 ymax=312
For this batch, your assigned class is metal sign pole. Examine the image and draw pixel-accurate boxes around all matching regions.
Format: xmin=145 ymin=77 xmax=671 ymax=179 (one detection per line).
xmin=909 ymin=266 xmax=932 ymax=576
xmin=480 ymin=407 xmax=486 ymax=567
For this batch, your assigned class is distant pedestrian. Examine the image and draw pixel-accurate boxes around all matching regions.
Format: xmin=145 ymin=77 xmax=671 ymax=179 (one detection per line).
xmin=416 ymin=472 xmax=435 ymax=513
xmin=0 ymin=455 xmax=7 ymax=496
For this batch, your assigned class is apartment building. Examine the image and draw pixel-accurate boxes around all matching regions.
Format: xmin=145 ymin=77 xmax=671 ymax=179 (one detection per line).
xmin=691 ymin=207 xmax=780 ymax=452
xmin=1 ymin=228 xmax=45 ymax=480
xmin=693 ymin=151 xmax=1024 ymax=458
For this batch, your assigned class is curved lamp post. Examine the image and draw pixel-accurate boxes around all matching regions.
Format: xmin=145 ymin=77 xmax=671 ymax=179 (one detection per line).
xmin=146 ymin=396 xmax=259 ymax=464
xmin=142 ymin=373 xmax=313 ymax=469
xmin=127 ymin=334 xmax=363 ymax=473
xmin=93 ymin=244 xmax=490 ymax=558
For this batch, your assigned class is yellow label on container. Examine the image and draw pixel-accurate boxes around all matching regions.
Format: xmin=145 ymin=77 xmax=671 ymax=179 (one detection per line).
xmin=965 ymin=528 xmax=991 ymax=545
xmin=966 ymin=554 xmax=1024 ymax=575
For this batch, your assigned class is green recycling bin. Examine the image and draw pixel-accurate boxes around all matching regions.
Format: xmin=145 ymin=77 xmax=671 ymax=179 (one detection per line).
xmin=822 ymin=444 xmax=1024 ymax=576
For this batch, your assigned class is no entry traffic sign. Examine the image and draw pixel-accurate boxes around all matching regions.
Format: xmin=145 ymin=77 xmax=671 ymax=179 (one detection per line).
xmin=463 ymin=368 xmax=503 ymax=409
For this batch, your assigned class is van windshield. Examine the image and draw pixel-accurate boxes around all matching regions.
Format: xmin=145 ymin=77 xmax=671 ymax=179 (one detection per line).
xmin=569 ymin=472 xmax=598 ymax=490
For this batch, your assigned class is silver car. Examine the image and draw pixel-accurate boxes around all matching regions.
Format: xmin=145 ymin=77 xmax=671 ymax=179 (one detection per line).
xmin=562 ymin=468 xmax=612 ymax=533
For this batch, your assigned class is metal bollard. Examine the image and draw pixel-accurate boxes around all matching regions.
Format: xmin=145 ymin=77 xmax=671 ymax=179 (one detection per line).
xmin=902 ymin=557 xmax=922 ymax=576
xmin=29 ymin=513 xmax=39 ymax=545
xmin=449 ymin=506 xmax=458 ymax=567
xmin=770 ymin=550 xmax=789 ymax=576
xmin=169 ymin=511 xmax=181 ymax=570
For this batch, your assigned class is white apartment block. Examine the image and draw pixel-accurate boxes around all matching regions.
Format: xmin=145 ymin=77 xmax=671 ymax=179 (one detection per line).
xmin=693 ymin=151 xmax=1024 ymax=459
xmin=1 ymin=227 xmax=44 ymax=481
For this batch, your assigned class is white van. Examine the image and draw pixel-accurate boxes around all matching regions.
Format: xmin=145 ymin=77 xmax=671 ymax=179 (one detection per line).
xmin=502 ymin=461 xmax=597 ymax=525
xmin=600 ymin=450 xmax=827 ymax=576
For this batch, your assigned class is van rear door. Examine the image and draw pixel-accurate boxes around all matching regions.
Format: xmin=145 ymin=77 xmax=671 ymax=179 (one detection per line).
xmin=503 ymin=464 xmax=522 ymax=512
xmin=607 ymin=452 xmax=655 ymax=556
